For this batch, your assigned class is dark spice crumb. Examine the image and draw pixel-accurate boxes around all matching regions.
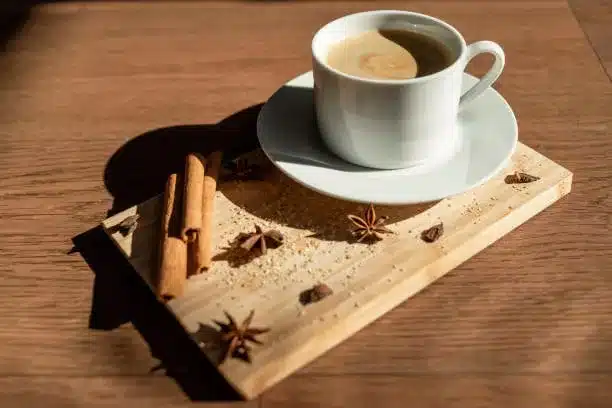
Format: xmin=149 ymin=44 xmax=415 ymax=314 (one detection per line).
xmin=505 ymin=172 xmax=540 ymax=184
xmin=421 ymin=223 xmax=444 ymax=243
xmin=299 ymin=283 xmax=333 ymax=305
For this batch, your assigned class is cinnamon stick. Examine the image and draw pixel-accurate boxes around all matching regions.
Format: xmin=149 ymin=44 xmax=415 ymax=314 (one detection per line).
xmin=195 ymin=151 xmax=223 ymax=273
xmin=181 ymin=153 xmax=206 ymax=242
xmin=157 ymin=173 xmax=187 ymax=301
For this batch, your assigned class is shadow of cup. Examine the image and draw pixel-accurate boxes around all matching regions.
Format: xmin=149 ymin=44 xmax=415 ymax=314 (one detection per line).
xmin=219 ymin=166 xmax=438 ymax=243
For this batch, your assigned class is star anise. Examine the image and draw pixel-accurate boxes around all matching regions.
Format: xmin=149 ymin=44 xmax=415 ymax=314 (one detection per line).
xmin=112 ymin=214 xmax=139 ymax=236
xmin=223 ymin=157 xmax=265 ymax=181
xmin=213 ymin=310 xmax=270 ymax=364
xmin=347 ymin=204 xmax=393 ymax=242
xmin=237 ymin=224 xmax=284 ymax=254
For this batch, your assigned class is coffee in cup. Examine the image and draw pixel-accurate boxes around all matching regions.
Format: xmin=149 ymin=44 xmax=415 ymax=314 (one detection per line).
xmin=326 ymin=28 xmax=454 ymax=80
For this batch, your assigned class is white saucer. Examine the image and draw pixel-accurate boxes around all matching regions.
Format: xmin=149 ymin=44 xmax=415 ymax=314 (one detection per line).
xmin=256 ymin=71 xmax=517 ymax=205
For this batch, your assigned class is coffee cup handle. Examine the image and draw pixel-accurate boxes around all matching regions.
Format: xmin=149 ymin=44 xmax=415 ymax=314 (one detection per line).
xmin=459 ymin=41 xmax=505 ymax=109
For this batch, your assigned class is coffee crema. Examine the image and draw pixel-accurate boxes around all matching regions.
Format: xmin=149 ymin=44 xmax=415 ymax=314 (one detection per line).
xmin=326 ymin=29 xmax=453 ymax=80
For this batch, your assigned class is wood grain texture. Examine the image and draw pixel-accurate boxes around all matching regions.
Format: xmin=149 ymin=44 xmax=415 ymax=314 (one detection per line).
xmin=0 ymin=376 xmax=258 ymax=408
xmin=0 ymin=0 xmax=610 ymax=406
xmin=569 ymin=0 xmax=612 ymax=81
xmin=103 ymin=143 xmax=573 ymax=399
xmin=262 ymin=373 xmax=612 ymax=408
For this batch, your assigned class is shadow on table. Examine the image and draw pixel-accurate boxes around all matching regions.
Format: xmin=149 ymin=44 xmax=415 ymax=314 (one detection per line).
xmin=73 ymin=226 xmax=243 ymax=401
xmin=0 ymin=2 xmax=35 ymax=54
xmin=72 ymin=103 xmax=264 ymax=401
xmin=104 ymin=104 xmax=262 ymax=217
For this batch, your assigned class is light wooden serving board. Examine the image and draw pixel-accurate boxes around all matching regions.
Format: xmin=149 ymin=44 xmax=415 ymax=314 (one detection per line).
xmin=102 ymin=142 xmax=572 ymax=400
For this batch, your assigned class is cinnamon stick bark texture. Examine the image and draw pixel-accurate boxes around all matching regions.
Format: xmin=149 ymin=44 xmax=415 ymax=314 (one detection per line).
xmin=157 ymin=173 xmax=187 ymax=300
xmin=195 ymin=151 xmax=223 ymax=273
xmin=181 ymin=153 xmax=206 ymax=242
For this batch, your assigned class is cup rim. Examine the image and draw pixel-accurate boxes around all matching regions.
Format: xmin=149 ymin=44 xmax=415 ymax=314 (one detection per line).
xmin=311 ymin=10 xmax=468 ymax=85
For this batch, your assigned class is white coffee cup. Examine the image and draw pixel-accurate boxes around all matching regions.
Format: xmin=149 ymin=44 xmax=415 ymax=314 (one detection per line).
xmin=311 ymin=10 xmax=505 ymax=170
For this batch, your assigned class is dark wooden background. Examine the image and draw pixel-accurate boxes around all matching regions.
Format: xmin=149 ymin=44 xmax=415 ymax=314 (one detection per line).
xmin=0 ymin=1 xmax=610 ymax=407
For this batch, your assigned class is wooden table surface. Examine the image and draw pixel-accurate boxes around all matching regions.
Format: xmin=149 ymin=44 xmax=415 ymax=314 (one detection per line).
xmin=1 ymin=1 xmax=611 ymax=407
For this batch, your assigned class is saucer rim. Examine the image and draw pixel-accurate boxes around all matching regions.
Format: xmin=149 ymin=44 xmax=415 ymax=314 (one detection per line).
xmin=256 ymin=71 xmax=518 ymax=205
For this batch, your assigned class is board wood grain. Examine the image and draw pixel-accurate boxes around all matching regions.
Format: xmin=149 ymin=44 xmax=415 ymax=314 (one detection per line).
xmin=103 ymin=143 xmax=572 ymax=399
